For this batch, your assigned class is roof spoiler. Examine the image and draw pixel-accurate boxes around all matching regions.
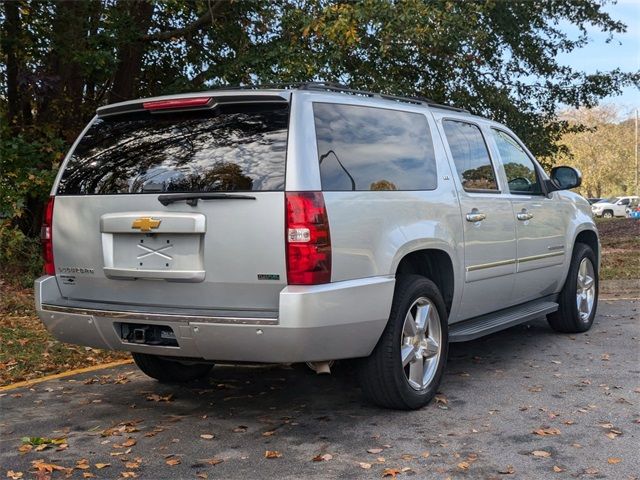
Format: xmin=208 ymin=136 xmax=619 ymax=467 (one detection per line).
xmin=96 ymin=92 xmax=289 ymax=118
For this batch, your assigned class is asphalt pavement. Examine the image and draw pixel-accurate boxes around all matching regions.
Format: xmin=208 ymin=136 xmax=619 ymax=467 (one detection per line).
xmin=1 ymin=299 xmax=638 ymax=479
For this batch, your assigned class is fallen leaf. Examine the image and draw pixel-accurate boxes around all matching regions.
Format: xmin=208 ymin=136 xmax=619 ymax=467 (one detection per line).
xmin=265 ymin=450 xmax=282 ymax=459
xmin=607 ymin=457 xmax=622 ymax=464
xmin=563 ymin=420 xmax=575 ymax=425
xmin=382 ymin=468 xmax=401 ymax=478
xmin=146 ymin=393 xmax=173 ymax=402
xmin=196 ymin=473 xmax=208 ymax=479
xmin=498 ymin=465 xmax=515 ymax=475
xmin=532 ymin=427 xmax=561 ymax=436
xmin=165 ymin=457 xmax=181 ymax=466
xmin=605 ymin=431 xmax=620 ymax=439
xmin=6 ymin=471 xmax=23 ymax=480
xmin=95 ymin=463 xmax=111 ymax=469
xmin=83 ymin=473 xmax=96 ymax=479
xmin=553 ymin=465 xmax=565 ymax=473
xmin=202 ymin=458 xmax=223 ymax=466
xmin=532 ymin=450 xmax=551 ymax=458
xmin=584 ymin=467 xmax=599 ymax=475
xmin=421 ymin=451 xmax=430 ymax=458
xmin=199 ymin=434 xmax=214 ymax=440
xmin=312 ymin=453 xmax=333 ymax=462
xmin=435 ymin=395 xmax=449 ymax=409
xmin=458 ymin=461 xmax=470 ymax=470
xmin=31 ymin=460 xmax=73 ymax=477
xmin=233 ymin=426 xmax=248 ymax=433
xmin=120 ymin=472 xmax=138 ymax=478
xmin=121 ymin=438 xmax=136 ymax=448
xmin=75 ymin=459 xmax=90 ymax=470
xmin=124 ymin=461 xmax=140 ymax=469
xmin=367 ymin=448 xmax=384 ymax=454
xmin=262 ymin=431 xmax=276 ymax=437
xmin=359 ymin=462 xmax=372 ymax=469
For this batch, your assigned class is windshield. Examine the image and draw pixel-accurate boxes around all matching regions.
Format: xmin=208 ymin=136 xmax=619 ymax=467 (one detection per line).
xmin=57 ymin=103 xmax=289 ymax=195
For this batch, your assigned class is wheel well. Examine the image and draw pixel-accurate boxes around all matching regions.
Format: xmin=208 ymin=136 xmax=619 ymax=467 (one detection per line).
xmin=575 ymin=230 xmax=599 ymax=265
xmin=396 ymin=249 xmax=454 ymax=313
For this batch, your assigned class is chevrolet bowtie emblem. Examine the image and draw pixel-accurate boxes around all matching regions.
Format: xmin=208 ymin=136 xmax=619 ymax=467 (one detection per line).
xmin=131 ymin=217 xmax=161 ymax=232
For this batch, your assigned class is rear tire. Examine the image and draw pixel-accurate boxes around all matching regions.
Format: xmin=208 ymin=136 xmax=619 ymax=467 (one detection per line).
xmin=547 ymin=243 xmax=598 ymax=333
xmin=132 ymin=353 xmax=213 ymax=383
xmin=358 ymin=275 xmax=448 ymax=410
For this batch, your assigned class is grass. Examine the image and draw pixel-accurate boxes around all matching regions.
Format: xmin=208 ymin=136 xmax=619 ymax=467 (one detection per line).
xmin=596 ymin=217 xmax=640 ymax=281
xmin=0 ymin=217 xmax=637 ymax=386
xmin=0 ymin=280 xmax=128 ymax=386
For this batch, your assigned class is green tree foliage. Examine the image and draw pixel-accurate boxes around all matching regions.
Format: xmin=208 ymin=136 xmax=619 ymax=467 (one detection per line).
xmin=1 ymin=0 xmax=638 ymax=236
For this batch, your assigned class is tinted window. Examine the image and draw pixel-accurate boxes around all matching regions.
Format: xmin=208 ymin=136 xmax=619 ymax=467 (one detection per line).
xmin=492 ymin=129 xmax=542 ymax=195
xmin=313 ymin=103 xmax=437 ymax=191
xmin=442 ymin=120 xmax=498 ymax=192
xmin=57 ymin=103 xmax=289 ymax=195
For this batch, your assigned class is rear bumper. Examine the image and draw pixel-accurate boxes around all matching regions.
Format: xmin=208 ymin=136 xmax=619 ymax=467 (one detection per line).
xmin=35 ymin=275 xmax=394 ymax=363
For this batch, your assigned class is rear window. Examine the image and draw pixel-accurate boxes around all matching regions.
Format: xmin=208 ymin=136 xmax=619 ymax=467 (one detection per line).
xmin=56 ymin=103 xmax=289 ymax=195
xmin=313 ymin=103 xmax=437 ymax=191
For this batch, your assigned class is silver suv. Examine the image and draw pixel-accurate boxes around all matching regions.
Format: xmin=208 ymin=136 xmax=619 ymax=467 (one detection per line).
xmin=35 ymin=83 xmax=599 ymax=410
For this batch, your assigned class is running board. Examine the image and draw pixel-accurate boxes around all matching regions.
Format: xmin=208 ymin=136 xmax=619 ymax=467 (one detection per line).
xmin=449 ymin=300 xmax=558 ymax=342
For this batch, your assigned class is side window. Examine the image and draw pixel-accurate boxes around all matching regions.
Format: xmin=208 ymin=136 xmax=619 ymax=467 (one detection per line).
xmin=442 ymin=120 xmax=499 ymax=192
xmin=492 ymin=129 xmax=542 ymax=195
xmin=313 ymin=103 xmax=437 ymax=191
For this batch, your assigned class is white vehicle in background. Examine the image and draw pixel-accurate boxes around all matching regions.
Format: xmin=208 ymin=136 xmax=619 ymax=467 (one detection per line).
xmin=591 ymin=196 xmax=639 ymax=218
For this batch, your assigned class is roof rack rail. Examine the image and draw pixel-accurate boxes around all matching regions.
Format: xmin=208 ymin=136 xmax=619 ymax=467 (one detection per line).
xmin=210 ymin=82 xmax=469 ymax=113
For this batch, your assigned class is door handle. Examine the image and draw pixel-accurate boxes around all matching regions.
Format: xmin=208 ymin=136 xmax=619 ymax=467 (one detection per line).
xmin=517 ymin=210 xmax=534 ymax=221
xmin=466 ymin=211 xmax=486 ymax=223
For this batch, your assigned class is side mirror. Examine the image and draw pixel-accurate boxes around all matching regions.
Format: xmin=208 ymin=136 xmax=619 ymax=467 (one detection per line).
xmin=550 ymin=166 xmax=582 ymax=190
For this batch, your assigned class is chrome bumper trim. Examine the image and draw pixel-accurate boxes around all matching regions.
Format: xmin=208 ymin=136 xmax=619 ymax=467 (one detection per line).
xmin=40 ymin=304 xmax=279 ymax=326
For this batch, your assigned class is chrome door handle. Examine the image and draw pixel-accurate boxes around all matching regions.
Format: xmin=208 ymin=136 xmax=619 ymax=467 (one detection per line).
xmin=517 ymin=211 xmax=534 ymax=221
xmin=466 ymin=212 xmax=486 ymax=222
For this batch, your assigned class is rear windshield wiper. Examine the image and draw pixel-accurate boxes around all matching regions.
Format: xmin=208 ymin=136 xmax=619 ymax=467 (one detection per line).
xmin=158 ymin=193 xmax=256 ymax=206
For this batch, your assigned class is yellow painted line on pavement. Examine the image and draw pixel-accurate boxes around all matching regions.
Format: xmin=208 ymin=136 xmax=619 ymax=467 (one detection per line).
xmin=0 ymin=359 xmax=134 ymax=392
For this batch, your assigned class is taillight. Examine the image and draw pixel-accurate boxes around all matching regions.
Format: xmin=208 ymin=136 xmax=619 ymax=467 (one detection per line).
xmin=41 ymin=196 xmax=55 ymax=275
xmin=285 ymin=192 xmax=331 ymax=285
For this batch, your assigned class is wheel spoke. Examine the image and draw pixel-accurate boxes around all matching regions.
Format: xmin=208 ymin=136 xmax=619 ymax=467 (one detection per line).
xmin=403 ymin=311 xmax=417 ymax=337
xmin=415 ymin=304 xmax=429 ymax=331
xmin=423 ymin=337 xmax=439 ymax=358
xmin=578 ymin=293 xmax=588 ymax=313
xmin=583 ymin=275 xmax=594 ymax=290
xmin=408 ymin=356 xmax=425 ymax=389
xmin=401 ymin=344 xmax=418 ymax=367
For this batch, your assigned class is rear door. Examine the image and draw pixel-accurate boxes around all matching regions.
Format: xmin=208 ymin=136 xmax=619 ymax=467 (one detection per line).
xmin=439 ymin=119 xmax=517 ymax=320
xmin=52 ymin=96 xmax=290 ymax=313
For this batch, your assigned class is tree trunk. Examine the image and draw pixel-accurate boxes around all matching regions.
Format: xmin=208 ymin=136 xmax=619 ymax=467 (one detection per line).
xmin=109 ymin=0 xmax=154 ymax=103
xmin=3 ymin=0 xmax=20 ymax=129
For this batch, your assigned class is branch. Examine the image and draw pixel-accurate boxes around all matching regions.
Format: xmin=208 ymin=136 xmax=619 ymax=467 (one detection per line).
xmin=142 ymin=1 xmax=225 ymax=42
